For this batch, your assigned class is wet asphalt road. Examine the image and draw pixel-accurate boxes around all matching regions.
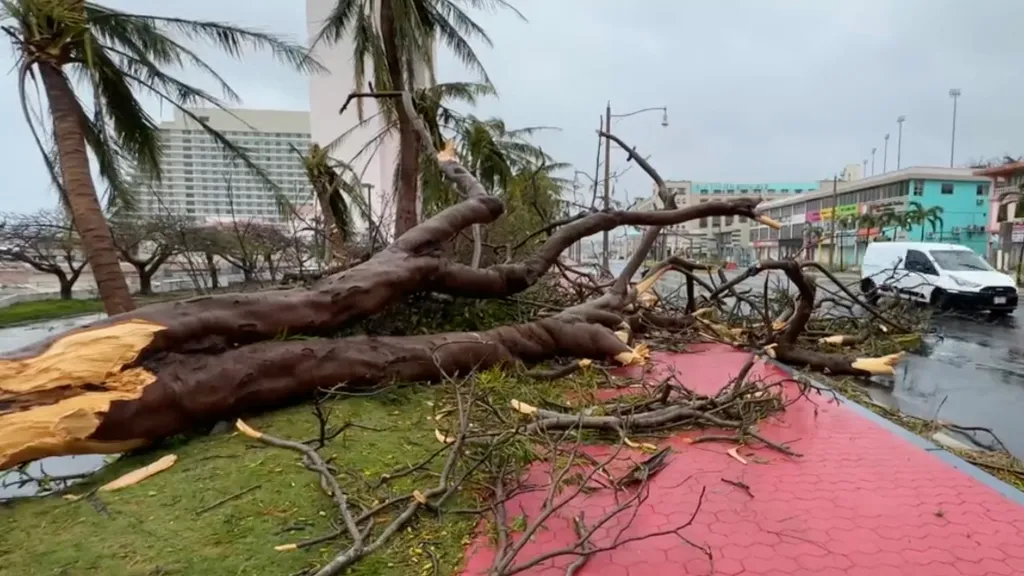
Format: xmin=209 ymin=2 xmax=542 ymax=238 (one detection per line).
xmin=647 ymin=265 xmax=1024 ymax=459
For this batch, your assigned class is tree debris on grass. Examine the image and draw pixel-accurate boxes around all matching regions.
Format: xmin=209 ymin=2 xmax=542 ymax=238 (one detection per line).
xmin=0 ymin=88 xmax=939 ymax=574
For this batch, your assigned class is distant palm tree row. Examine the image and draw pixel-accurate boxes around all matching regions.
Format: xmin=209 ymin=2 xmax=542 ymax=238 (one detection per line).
xmin=6 ymin=0 xmax=545 ymax=314
xmin=802 ymin=202 xmax=947 ymax=265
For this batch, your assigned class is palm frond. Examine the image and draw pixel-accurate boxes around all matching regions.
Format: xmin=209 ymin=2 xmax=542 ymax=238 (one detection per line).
xmin=88 ymin=5 xmax=325 ymax=74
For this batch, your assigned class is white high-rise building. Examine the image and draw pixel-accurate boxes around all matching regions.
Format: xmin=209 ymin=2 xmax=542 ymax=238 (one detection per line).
xmin=306 ymin=0 xmax=432 ymax=237
xmin=133 ymin=107 xmax=312 ymax=223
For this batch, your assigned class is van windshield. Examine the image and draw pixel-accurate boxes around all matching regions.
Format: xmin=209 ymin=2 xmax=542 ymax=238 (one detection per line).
xmin=929 ymin=250 xmax=993 ymax=271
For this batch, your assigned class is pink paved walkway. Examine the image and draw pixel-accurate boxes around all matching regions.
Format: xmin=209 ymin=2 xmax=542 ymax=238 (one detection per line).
xmin=461 ymin=343 xmax=1024 ymax=575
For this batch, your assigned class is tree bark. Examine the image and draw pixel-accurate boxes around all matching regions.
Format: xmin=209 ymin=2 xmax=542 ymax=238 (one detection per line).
xmin=58 ymin=277 xmax=73 ymax=300
xmin=137 ymin=267 xmax=153 ymax=296
xmin=205 ymin=252 xmax=219 ymax=289
xmin=0 ymin=316 xmax=634 ymax=469
xmin=380 ymin=0 xmax=419 ymax=238
xmin=314 ymin=188 xmax=346 ymax=264
xmin=38 ymin=63 xmax=135 ymax=315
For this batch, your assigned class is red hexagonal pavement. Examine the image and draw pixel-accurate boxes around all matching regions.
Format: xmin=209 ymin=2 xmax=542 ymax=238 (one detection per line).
xmin=460 ymin=343 xmax=1024 ymax=575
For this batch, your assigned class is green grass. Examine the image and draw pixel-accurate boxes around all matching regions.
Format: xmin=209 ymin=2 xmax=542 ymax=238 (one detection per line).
xmin=0 ymin=366 xmax=599 ymax=576
xmin=0 ymin=388 xmax=480 ymax=576
xmin=0 ymin=299 xmax=105 ymax=328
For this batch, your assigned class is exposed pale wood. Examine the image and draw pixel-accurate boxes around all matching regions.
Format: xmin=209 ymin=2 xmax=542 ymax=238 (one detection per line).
xmin=99 ymin=454 xmax=178 ymax=492
xmin=0 ymin=319 xmax=163 ymax=394
xmin=850 ymin=352 xmax=905 ymax=376
xmin=0 ymin=320 xmax=164 ymax=469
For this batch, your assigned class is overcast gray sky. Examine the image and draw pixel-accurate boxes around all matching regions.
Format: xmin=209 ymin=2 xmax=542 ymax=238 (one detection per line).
xmin=2 ymin=0 xmax=1022 ymax=213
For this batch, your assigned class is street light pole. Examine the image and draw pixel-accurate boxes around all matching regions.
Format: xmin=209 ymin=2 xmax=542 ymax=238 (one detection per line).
xmin=871 ymin=147 xmax=877 ymax=176
xmin=600 ymin=103 xmax=669 ymax=272
xmin=863 ymin=159 xmax=868 ymax=179
xmin=896 ymin=116 xmax=906 ymax=170
xmin=949 ymin=88 xmax=961 ymax=168
xmin=883 ymin=133 xmax=890 ymax=173
xmin=829 ymin=175 xmax=837 ymax=268
xmin=602 ymin=102 xmax=612 ymax=272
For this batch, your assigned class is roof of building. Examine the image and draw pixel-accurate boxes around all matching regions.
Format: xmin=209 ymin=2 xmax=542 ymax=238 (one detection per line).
xmin=757 ymin=166 xmax=990 ymax=210
xmin=974 ymin=161 xmax=1024 ymax=177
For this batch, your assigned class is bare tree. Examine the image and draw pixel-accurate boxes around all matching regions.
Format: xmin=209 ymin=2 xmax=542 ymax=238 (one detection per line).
xmin=109 ymin=215 xmax=186 ymax=295
xmin=0 ymin=210 xmax=88 ymax=300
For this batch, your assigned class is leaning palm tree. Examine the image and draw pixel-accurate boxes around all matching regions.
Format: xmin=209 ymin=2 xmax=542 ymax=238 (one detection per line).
xmin=923 ymin=205 xmax=945 ymax=241
xmin=300 ymin=143 xmax=355 ymax=265
xmin=3 ymin=0 xmax=322 ymax=314
xmin=313 ymin=0 xmax=524 ymax=238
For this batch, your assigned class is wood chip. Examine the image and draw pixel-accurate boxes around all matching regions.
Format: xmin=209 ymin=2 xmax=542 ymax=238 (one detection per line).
xmin=99 ymin=454 xmax=177 ymax=492
xmin=726 ymin=447 xmax=748 ymax=465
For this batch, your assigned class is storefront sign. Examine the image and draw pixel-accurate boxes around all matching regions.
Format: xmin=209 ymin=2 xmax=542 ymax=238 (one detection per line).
xmin=1013 ymin=223 xmax=1024 ymax=243
xmin=696 ymin=182 xmax=775 ymax=192
xmin=752 ymin=240 xmax=778 ymax=248
xmin=790 ymin=212 xmax=806 ymax=225
xmin=806 ymin=211 xmax=821 ymax=222
xmin=836 ymin=204 xmax=859 ymax=217
xmin=819 ymin=207 xmax=834 ymax=221
xmin=866 ymin=198 xmax=905 ymax=212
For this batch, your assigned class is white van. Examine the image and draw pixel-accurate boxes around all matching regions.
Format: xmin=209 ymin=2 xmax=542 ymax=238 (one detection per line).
xmin=859 ymin=242 xmax=1017 ymax=315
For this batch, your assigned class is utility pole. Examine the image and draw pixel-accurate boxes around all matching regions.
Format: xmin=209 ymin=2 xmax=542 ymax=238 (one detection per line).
xmin=896 ymin=116 xmax=906 ymax=170
xmin=871 ymin=147 xmax=877 ymax=175
xmin=949 ymin=88 xmax=961 ymax=168
xmin=863 ymin=159 xmax=868 ymax=179
xmin=829 ymin=175 xmax=838 ymax=268
xmin=602 ymin=102 xmax=612 ymax=272
xmin=883 ymin=133 xmax=890 ymax=173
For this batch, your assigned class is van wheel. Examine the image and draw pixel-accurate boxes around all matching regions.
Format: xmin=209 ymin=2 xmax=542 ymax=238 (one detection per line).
xmin=859 ymin=278 xmax=880 ymax=305
xmin=930 ymin=288 xmax=950 ymax=310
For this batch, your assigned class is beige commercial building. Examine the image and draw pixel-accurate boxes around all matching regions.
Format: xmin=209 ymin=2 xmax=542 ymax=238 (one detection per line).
xmin=132 ymin=108 xmax=312 ymax=223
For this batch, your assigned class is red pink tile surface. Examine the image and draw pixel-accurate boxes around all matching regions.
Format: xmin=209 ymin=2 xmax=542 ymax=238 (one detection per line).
xmin=461 ymin=344 xmax=1024 ymax=575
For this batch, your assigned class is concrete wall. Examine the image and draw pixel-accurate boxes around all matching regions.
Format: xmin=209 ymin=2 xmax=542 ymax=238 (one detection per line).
xmin=306 ymin=0 xmax=432 ymax=236
xmin=911 ymin=179 xmax=990 ymax=254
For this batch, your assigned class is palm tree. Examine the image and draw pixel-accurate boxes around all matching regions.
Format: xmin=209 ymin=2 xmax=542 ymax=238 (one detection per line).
xmin=329 ymin=81 xmax=497 ymax=227
xmin=803 ymin=225 xmax=825 ymax=260
xmin=905 ymin=201 xmax=928 ymax=241
xmin=313 ymin=0 xmax=523 ymax=239
xmin=923 ymin=205 xmax=945 ymax=241
xmin=856 ymin=211 xmax=880 ymax=264
xmin=877 ymin=208 xmax=910 ymax=240
xmin=300 ymin=143 xmax=356 ymax=265
xmin=3 ymin=0 xmax=322 ymax=313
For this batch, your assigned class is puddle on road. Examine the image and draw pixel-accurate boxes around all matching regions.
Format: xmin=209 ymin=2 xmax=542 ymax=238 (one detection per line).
xmin=873 ymin=315 xmax=1024 ymax=459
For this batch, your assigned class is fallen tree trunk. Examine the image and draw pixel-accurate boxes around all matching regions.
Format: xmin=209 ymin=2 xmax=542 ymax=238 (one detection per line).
xmin=0 ymin=91 xmax=909 ymax=471
xmin=0 ymin=316 xmax=640 ymax=469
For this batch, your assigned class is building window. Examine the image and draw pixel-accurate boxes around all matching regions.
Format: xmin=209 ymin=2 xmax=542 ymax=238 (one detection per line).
xmin=941 ymin=183 xmax=954 ymax=195
xmin=725 ymin=215 xmax=734 ymax=225
xmin=977 ymin=184 xmax=986 ymax=196
xmin=912 ymin=180 xmax=924 ymax=196
xmin=699 ymin=218 xmax=708 ymax=228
